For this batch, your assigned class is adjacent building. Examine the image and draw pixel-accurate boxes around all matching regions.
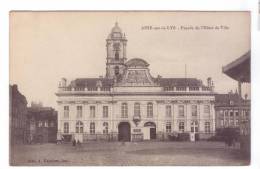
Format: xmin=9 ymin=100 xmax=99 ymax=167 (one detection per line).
xmin=27 ymin=104 xmax=57 ymax=143
xmin=222 ymin=50 xmax=251 ymax=157
xmin=10 ymin=84 xmax=28 ymax=145
xmin=215 ymin=93 xmax=250 ymax=130
xmin=56 ymin=23 xmax=216 ymax=142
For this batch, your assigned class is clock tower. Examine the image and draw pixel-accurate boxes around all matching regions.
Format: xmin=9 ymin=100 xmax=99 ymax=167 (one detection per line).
xmin=106 ymin=22 xmax=127 ymax=79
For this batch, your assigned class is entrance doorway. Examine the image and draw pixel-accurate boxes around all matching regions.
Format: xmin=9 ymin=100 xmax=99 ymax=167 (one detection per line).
xmin=118 ymin=122 xmax=131 ymax=141
xmin=144 ymin=122 xmax=156 ymax=140
xmin=191 ymin=121 xmax=199 ymax=141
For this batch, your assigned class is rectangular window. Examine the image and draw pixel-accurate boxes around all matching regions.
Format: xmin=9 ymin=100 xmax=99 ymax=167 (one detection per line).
xmin=64 ymin=122 xmax=69 ymax=133
xmin=103 ymin=106 xmax=108 ymax=118
xmin=90 ymin=106 xmax=95 ymax=118
xmin=44 ymin=121 xmax=48 ymax=127
xmin=235 ymin=119 xmax=239 ymax=126
xmin=166 ymin=105 xmax=172 ymax=118
xmin=90 ymin=122 xmax=95 ymax=134
xmin=225 ymin=111 xmax=229 ymax=117
xmin=77 ymin=106 xmax=83 ymax=118
xmin=205 ymin=122 xmax=210 ymax=133
xmin=191 ymin=105 xmax=197 ymax=117
xmin=64 ymin=106 xmax=69 ymax=118
xmin=220 ymin=110 xmax=224 ymax=116
xmin=179 ymin=121 xmax=185 ymax=132
xmin=166 ymin=122 xmax=172 ymax=133
xmin=220 ymin=120 xmax=224 ymax=126
xmin=225 ymin=120 xmax=229 ymax=126
xmin=38 ymin=121 xmax=43 ymax=127
xmin=204 ymin=105 xmax=210 ymax=117
xmin=103 ymin=122 xmax=109 ymax=134
xmin=230 ymin=119 xmax=234 ymax=126
xmin=147 ymin=103 xmax=153 ymax=118
xmin=178 ymin=105 xmax=184 ymax=117
xmin=230 ymin=111 xmax=234 ymax=117
xmin=235 ymin=111 xmax=239 ymax=117
xmin=121 ymin=103 xmax=128 ymax=118
xmin=134 ymin=103 xmax=141 ymax=116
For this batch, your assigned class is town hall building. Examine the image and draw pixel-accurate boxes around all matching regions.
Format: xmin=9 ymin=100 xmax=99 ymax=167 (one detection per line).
xmin=56 ymin=23 xmax=216 ymax=142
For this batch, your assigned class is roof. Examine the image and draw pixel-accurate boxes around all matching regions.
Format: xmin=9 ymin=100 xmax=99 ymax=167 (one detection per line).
xmin=27 ymin=106 xmax=57 ymax=119
xmin=215 ymin=93 xmax=249 ymax=107
xmin=155 ymin=78 xmax=203 ymax=87
xmin=111 ymin=22 xmax=122 ymax=33
xmin=27 ymin=107 xmax=54 ymax=112
xmin=125 ymin=58 xmax=149 ymax=68
xmin=70 ymin=78 xmax=114 ymax=88
xmin=222 ymin=51 xmax=250 ymax=82
xmin=69 ymin=77 xmax=206 ymax=88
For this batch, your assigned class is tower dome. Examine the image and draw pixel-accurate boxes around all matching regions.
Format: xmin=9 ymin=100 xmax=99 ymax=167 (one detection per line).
xmin=107 ymin=22 xmax=126 ymax=39
xmin=111 ymin=22 xmax=122 ymax=33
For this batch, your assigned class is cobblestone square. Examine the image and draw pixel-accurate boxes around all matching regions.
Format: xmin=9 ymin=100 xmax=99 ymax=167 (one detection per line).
xmin=10 ymin=141 xmax=249 ymax=166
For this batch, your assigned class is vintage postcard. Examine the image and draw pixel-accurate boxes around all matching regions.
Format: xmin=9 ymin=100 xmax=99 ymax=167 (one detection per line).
xmin=10 ymin=11 xmax=250 ymax=166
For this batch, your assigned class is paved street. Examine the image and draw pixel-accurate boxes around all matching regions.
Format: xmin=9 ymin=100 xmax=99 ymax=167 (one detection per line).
xmin=10 ymin=141 xmax=249 ymax=166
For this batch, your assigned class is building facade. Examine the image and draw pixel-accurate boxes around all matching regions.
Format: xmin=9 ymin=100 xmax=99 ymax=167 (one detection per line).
xmin=215 ymin=93 xmax=250 ymax=130
xmin=10 ymin=85 xmax=28 ymax=145
xmin=56 ymin=23 xmax=216 ymax=142
xmin=27 ymin=105 xmax=57 ymax=143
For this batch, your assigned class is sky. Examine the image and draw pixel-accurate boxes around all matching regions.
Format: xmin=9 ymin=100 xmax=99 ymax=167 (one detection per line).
xmin=10 ymin=11 xmax=250 ymax=109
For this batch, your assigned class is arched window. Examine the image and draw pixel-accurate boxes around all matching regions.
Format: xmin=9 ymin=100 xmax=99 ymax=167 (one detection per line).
xmin=103 ymin=122 xmax=109 ymax=134
xmin=121 ymin=103 xmax=128 ymax=118
xmin=166 ymin=121 xmax=172 ymax=133
xmin=179 ymin=121 xmax=185 ymax=132
xmin=76 ymin=121 xmax=83 ymax=133
xmin=114 ymin=66 xmax=119 ymax=75
xmin=115 ymin=51 xmax=119 ymax=60
xmin=147 ymin=102 xmax=153 ymax=118
xmin=191 ymin=121 xmax=198 ymax=133
xmin=134 ymin=102 xmax=141 ymax=116
xmin=64 ymin=122 xmax=69 ymax=133
xmin=90 ymin=122 xmax=95 ymax=134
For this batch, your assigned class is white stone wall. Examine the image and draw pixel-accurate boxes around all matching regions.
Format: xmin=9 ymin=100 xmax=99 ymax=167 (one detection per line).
xmin=57 ymin=94 xmax=215 ymax=139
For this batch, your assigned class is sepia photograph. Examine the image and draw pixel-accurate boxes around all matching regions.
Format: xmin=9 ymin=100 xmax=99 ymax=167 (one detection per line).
xmin=9 ymin=11 xmax=250 ymax=166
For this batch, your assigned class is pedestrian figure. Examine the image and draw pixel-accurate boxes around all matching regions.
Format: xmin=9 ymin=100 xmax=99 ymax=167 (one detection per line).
xmin=77 ymin=140 xmax=81 ymax=147
xmin=72 ymin=139 xmax=76 ymax=147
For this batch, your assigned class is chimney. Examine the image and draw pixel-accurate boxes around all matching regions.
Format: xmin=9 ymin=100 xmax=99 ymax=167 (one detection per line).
xmin=207 ymin=77 xmax=212 ymax=87
xmin=60 ymin=78 xmax=67 ymax=87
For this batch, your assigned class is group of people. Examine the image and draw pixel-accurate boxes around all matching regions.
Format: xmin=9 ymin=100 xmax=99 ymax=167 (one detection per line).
xmin=72 ymin=139 xmax=81 ymax=147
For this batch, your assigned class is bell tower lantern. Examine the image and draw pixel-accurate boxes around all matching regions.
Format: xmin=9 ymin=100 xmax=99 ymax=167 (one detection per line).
xmin=106 ymin=22 xmax=127 ymax=79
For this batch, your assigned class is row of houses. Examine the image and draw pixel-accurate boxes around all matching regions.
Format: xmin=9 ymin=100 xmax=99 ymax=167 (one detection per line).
xmin=10 ymin=85 xmax=57 ymax=145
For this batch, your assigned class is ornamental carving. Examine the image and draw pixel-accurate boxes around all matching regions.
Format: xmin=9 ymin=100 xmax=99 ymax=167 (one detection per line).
xmin=126 ymin=70 xmax=151 ymax=84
